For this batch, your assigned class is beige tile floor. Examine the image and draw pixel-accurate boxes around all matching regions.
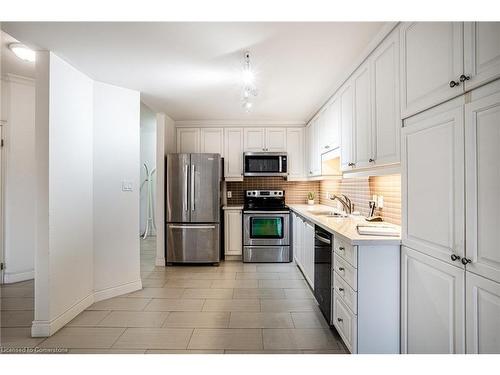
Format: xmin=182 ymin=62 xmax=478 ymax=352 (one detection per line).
xmin=0 ymin=237 xmax=346 ymax=354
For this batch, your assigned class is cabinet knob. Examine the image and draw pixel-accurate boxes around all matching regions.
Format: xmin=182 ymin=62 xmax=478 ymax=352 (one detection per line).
xmin=369 ymin=158 xmax=375 ymax=163
xmin=450 ymin=254 xmax=461 ymax=261
xmin=339 ymin=247 xmax=345 ymax=251
xmin=337 ymin=318 xmax=343 ymax=323
xmin=461 ymin=257 xmax=472 ymax=265
xmin=338 ymin=287 xmax=344 ymax=292
xmin=348 ymin=162 xmax=355 ymax=167
xmin=325 ymin=145 xmax=330 ymax=149
xmin=459 ymin=74 xmax=470 ymax=82
xmin=449 ymin=80 xmax=460 ymax=88
xmin=338 ymin=267 xmax=345 ymax=271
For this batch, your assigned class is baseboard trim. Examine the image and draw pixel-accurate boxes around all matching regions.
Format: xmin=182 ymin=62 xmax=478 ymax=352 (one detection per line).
xmin=93 ymin=279 xmax=142 ymax=303
xmin=31 ymin=293 xmax=94 ymax=337
xmin=155 ymin=257 xmax=166 ymax=267
xmin=31 ymin=279 xmax=143 ymax=337
xmin=4 ymin=270 xmax=35 ymax=284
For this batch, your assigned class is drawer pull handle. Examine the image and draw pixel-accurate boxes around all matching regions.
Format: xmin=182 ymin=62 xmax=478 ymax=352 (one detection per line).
xmin=338 ymin=287 xmax=344 ymax=292
xmin=338 ymin=267 xmax=345 ymax=271
xmin=337 ymin=318 xmax=343 ymax=323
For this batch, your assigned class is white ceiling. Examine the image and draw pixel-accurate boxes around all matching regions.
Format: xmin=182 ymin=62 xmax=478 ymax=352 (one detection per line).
xmin=2 ymin=22 xmax=386 ymax=122
xmin=1 ymin=31 xmax=36 ymax=79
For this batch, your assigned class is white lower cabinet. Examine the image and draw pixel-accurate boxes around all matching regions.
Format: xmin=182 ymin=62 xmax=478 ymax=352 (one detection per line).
xmin=292 ymin=213 xmax=314 ymax=289
xmin=224 ymin=209 xmax=242 ymax=257
xmin=401 ymin=246 xmax=465 ymax=354
xmin=333 ymin=291 xmax=357 ymax=352
xmin=466 ymin=272 xmax=500 ymax=354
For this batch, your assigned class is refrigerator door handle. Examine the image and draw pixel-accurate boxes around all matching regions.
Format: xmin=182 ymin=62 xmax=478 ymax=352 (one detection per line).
xmin=191 ymin=164 xmax=195 ymax=211
xmin=169 ymin=225 xmax=216 ymax=230
xmin=184 ymin=164 xmax=189 ymax=211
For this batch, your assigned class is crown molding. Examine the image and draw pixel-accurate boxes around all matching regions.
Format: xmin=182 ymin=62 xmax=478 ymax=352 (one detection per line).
xmin=175 ymin=120 xmax=305 ymax=128
xmin=307 ymin=22 xmax=400 ymax=124
xmin=1 ymin=73 xmax=36 ymax=86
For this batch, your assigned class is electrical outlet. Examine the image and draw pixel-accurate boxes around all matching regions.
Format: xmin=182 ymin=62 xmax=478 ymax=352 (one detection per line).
xmin=227 ymin=191 xmax=232 ymax=199
xmin=377 ymin=195 xmax=384 ymax=208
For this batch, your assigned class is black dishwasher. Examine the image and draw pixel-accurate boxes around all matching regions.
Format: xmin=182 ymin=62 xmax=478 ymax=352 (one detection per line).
xmin=314 ymin=225 xmax=332 ymax=324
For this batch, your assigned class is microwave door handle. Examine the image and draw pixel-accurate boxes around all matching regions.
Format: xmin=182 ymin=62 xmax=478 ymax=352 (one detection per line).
xmin=279 ymin=157 xmax=282 ymax=172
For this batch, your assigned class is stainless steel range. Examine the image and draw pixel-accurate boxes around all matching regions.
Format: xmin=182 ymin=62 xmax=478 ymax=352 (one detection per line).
xmin=243 ymin=190 xmax=291 ymax=263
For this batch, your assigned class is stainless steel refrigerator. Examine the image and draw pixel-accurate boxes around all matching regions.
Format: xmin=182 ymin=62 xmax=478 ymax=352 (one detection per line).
xmin=166 ymin=153 xmax=222 ymax=264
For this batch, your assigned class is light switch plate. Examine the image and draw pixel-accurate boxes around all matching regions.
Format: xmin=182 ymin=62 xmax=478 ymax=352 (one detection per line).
xmin=377 ymin=195 xmax=384 ymax=208
xmin=122 ymin=181 xmax=133 ymax=192
xmin=227 ymin=191 xmax=232 ymax=199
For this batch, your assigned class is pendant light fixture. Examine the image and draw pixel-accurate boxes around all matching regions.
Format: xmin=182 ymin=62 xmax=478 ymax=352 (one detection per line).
xmin=241 ymin=51 xmax=257 ymax=112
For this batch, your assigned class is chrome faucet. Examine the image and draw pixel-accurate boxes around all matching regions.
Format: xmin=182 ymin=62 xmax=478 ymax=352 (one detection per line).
xmin=330 ymin=194 xmax=353 ymax=214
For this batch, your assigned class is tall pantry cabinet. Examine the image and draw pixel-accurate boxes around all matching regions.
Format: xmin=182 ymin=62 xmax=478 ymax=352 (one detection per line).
xmin=401 ymin=79 xmax=500 ymax=354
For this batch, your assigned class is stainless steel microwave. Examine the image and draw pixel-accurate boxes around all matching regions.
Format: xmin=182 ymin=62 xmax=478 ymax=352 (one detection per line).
xmin=243 ymin=152 xmax=288 ymax=177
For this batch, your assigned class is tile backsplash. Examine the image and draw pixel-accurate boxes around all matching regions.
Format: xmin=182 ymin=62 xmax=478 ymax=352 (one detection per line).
xmin=226 ymin=177 xmax=319 ymax=205
xmin=319 ymin=174 xmax=401 ymax=225
xmin=225 ymin=174 xmax=401 ymax=225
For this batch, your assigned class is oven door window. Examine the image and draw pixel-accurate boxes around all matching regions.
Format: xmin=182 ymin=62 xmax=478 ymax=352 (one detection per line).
xmin=250 ymin=217 xmax=283 ymax=239
xmin=245 ymin=156 xmax=280 ymax=173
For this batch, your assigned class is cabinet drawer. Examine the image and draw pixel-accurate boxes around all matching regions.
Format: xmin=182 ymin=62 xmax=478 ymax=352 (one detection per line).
xmin=333 ymin=271 xmax=357 ymax=314
xmin=334 ymin=237 xmax=357 ymax=267
xmin=334 ymin=253 xmax=357 ymax=291
xmin=333 ymin=291 xmax=357 ymax=353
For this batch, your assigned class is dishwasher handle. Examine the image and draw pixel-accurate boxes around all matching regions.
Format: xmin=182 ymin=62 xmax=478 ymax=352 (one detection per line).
xmin=315 ymin=234 xmax=331 ymax=245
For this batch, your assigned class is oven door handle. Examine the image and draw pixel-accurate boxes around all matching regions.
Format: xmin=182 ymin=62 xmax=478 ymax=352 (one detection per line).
xmin=315 ymin=234 xmax=331 ymax=245
xmin=244 ymin=211 xmax=290 ymax=214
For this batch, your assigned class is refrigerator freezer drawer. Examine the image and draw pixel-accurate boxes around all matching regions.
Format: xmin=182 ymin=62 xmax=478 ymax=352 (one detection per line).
xmin=243 ymin=246 xmax=291 ymax=263
xmin=167 ymin=224 xmax=220 ymax=263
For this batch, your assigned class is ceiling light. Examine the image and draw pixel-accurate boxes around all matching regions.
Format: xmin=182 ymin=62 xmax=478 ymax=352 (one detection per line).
xmin=9 ymin=43 xmax=36 ymax=63
xmin=241 ymin=51 xmax=258 ymax=112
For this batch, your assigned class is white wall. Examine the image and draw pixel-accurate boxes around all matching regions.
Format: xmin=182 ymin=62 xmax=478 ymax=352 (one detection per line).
xmin=140 ymin=102 xmax=156 ymax=235
xmin=93 ymin=81 xmax=141 ymax=299
xmin=155 ymin=112 xmax=175 ymax=266
xmin=33 ymin=51 xmax=94 ymax=336
xmin=1 ymin=74 xmax=36 ymax=283
xmin=32 ymin=53 xmax=141 ymax=337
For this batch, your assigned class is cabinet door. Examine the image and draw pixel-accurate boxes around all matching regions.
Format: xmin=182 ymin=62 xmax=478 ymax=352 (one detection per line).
xmin=286 ymin=128 xmax=305 ymax=179
xmin=177 ymin=128 xmax=200 ymax=153
xmin=401 ymin=246 xmax=465 ymax=354
xmin=265 ymin=128 xmax=287 ymax=152
xmin=400 ymin=22 xmax=464 ymax=118
xmin=224 ymin=210 xmax=242 ymax=256
xmin=466 ymin=272 xmax=500 ymax=354
xmin=340 ymin=82 xmax=354 ymax=171
xmin=330 ymin=97 xmax=341 ymax=150
xmin=244 ymin=128 xmax=265 ymax=152
xmin=465 ymin=88 xmax=500 ymax=283
xmin=200 ymin=128 xmax=224 ymax=155
xmin=306 ymin=122 xmax=315 ymax=177
xmin=353 ymin=62 xmax=373 ymax=168
xmin=464 ymin=22 xmax=500 ymax=91
xmin=304 ymin=221 xmax=315 ymax=288
xmin=312 ymin=120 xmax=321 ymax=175
xmin=371 ymin=29 xmax=401 ymax=166
xmin=402 ymin=104 xmax=465 ymax=266
xmin=224 ymin=128 xmax=244 ymax=180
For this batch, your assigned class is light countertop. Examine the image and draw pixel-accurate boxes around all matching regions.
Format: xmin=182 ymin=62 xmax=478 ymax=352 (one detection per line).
xmin=222 ymin=205 xmax=243 ymax=210
xmin=288 ymin=204 xmax=401 ymax=246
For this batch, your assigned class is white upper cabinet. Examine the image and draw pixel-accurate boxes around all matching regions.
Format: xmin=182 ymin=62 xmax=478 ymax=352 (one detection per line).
xmin=340 ymin=82 xmax=354 ymax=171
xmin=319 ymin=98 xmax=340 ymax=153
xmin=286 ymin=128 xmax=305 ymax=179
xmin=400 ymin=22 xmax=464 ymax=118
xmin=464 ymin=22 xmax=500 ymax=91
xmin=244 ymin=128 xmax=266 ymax=152
xmin=465 ymin=84 xmax=500 ymax=283
xmin=371 ymin=29 xmax=401 ymax=166
xmin=466 ymin=272 xmax=500 ymax=354
xmin=307 ymin=119 xmax=321 ymax=176
xmin=177 ymin=128 xmax=200 ymax=153
xmin=401 ymin=246 xmax=465 ymax=354
xmin=265 ymin=128 xmax=287 ymax=152
xmin=200 ymin=128 xmax=224 ymax=155
xmin=244 ymin=127 xmax=286 ymax=152
xmin=224 ymin=128 xmax=244 ymax=180
xmin=352 ymin=62 xmax=373 ymax=168
xmin=402 ymin=103 xmax=465 ymax=266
